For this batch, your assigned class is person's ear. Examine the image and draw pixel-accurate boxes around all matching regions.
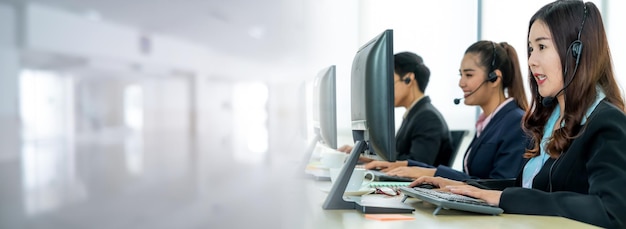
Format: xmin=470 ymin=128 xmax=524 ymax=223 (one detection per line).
xmin=488 ymin=69 xmax=502 ymax=87
xmin=402 ymin=72 xmax=414 ymax=85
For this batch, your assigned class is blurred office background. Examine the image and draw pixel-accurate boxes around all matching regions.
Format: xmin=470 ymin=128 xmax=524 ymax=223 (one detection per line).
xmin=0 ymin=0 xmax=624 ymax=228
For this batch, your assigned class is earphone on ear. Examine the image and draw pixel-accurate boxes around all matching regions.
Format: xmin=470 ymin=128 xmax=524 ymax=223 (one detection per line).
xmin=570 ymin=5 xmax=586 ymax=62
xmin=571 ymin=41 xmax=583 ymax=59
xmin=487 ymin=42 xmax=498 ymax=83
xmin=403 ymin=77 xmax=411 ymax=84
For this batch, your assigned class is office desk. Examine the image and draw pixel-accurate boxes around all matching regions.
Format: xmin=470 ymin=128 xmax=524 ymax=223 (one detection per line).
xmin=302 ymin=180 xmax=599 ymax=229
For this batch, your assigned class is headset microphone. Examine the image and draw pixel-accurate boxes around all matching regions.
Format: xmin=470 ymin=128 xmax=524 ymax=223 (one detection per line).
xmin=541 ymin=70 xmax=578 ymax=106
xmin=541 ymin=96 xmax=556 ymax=107
xmin=453 ymin=79 xmax=489 ymax=105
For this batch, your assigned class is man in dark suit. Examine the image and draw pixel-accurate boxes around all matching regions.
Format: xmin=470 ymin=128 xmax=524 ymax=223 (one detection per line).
xmin=390 ymin=52 xmax=453 ymax=166
xmin=340 ymin=52 xmax=453 ymax=167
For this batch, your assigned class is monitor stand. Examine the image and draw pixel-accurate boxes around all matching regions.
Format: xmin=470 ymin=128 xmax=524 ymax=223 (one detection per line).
xmin=322 ymin=140 xmax=414 ymax=213
xmin=300 ymin=134 xmax=321 ymax=178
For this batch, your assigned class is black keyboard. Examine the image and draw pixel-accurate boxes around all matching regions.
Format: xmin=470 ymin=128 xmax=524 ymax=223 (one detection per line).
xmin=368 ymin=170 xmax=414 ymax=182
xmin=399 ymin=187 xmax=503 ymax=215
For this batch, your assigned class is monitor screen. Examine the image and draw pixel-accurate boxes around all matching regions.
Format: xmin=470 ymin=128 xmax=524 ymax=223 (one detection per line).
xmin=350 ymin=29 xmax=395 ymax=162
xmin=312 ymin=65 xmax=337 ymax=149
xmin=323 ymin=30 xmax=413 ymax=212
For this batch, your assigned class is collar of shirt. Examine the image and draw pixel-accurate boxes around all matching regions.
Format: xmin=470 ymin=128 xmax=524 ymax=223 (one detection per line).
xmin=521 ymin=86 xmax=606 ymax=188
xmin=475 ymin=98 xmax=514 ymax=137
xmin=403 ymin=95 xmax=425 ymax=119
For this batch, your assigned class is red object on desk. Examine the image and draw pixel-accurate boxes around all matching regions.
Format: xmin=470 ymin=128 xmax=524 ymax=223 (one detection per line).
xmin=364 ymin=214 xmax=415 ymax=221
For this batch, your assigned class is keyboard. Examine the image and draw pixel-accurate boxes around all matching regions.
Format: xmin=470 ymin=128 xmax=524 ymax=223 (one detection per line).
xmin=368 ymin=170 xmax=414 ymax=182
xmin=399 ymin=187 xmax=503 ymax=215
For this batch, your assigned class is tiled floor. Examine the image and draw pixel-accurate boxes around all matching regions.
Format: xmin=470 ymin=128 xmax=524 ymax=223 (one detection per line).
xmin=0 ymin=129 xmax=315 ymax=228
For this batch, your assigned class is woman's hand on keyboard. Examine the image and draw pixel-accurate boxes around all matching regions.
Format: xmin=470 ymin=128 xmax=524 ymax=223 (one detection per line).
xmin=445 ymin=185 xmax=502 ymax=206
xmin=410 ymin=176 xmax=464 ymax=189
xmin=386 ymin=167 xmax=436 ymax=179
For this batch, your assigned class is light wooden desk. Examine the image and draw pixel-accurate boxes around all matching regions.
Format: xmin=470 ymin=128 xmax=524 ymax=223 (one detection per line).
xmin=301 ymin=180 xmax=599 ymax=229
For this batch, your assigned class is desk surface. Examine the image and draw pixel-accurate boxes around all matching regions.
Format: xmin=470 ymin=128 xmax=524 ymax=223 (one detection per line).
xmin=302 ymin=180 xmax=599 ymax=229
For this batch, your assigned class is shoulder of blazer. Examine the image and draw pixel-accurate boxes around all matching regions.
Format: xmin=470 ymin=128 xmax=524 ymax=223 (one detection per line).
xmin=565 ymin=101 xmax=626 ymax=165
xmin=491 ymin=101 xmax=525 ymax=122
xmin=580 ymin=100 xmax=626 ymax=132
xmin=470 ymin=102 xmax=524 ymax=148
xmin=406 ymin=96 xmax=433 ymax=117
xmin=480 ymin=102 xmax=524 ymax=133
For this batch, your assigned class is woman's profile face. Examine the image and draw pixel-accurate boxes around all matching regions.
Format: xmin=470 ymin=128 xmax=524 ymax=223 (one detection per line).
xmin=458 ymin=53 xmax=491 ymax=106
xmin=528 ymin=20 xmax=564 ymax=98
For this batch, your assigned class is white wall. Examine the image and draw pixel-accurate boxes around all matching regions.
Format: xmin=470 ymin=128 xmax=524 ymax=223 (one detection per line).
xmin=304 ymin=0 xmax=360 ymax=147
xmin=24 ymin=3 xmax=216 ymax=73
xmin=606 ymin=0 xmax=626 ymax=92
xmin=482 ymin=0 xmax=551 ymax=105
xmin=195 ymin=78 xmax=235 ymax=163
xmin=73 ymin=77 xmax=133 ymax=133
xmin=358 ymin=0 xmax=479 ymax=132
xmin=142 ymin=77 xmax=190 ymax=132
xmin=268 ymin=81 xmax=306 ymax=160
xmin=25 ymin=3 xmax=141 ymax=63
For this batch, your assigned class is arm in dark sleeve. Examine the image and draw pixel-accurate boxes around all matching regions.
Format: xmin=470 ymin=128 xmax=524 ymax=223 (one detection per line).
xmin=406 ymin=112 xmax=444 ymax=165
xmin=488 ymin=120 xmax=528 ymax=179
xmin=432 ymin=115 xmax=527 ymax=182
xmin=499 ymin=111 xmax=626 ymax=228
xmin=406 ymin=159 xmax=435 ymax=168
xmin=433 ymin=165 xmax=470 ymax=181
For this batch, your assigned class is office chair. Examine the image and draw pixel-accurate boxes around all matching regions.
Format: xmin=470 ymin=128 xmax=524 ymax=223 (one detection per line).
xmin=448 ymin=130 xmax=469 ymax=166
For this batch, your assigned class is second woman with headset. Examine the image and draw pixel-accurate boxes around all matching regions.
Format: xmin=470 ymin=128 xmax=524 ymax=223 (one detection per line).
xmin=367 ymin=40 xmax=530 ymax=181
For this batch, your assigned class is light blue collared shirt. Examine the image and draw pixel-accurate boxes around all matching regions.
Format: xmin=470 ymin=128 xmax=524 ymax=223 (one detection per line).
xmin=522 ymin=88 xmax=606 ymax=188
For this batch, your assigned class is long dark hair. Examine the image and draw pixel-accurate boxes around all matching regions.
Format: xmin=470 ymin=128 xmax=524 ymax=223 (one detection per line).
xmin=464 ymin=40 xmax=528 ymax=111
xmin=523 ymin=0 xmax=624 ymax=158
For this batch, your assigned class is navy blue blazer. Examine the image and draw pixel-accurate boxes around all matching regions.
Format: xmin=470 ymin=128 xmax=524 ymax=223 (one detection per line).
xmin=434 ymin=101 xmax=528 ymax=181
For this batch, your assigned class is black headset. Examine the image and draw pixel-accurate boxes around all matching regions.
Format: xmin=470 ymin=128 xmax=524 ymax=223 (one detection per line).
xmin=401 ymin=64 xmax=419 ymax=84
xmin=403 ymin=77 xmax=411 ymax=84
xmin=487 ymin=42 xmax=498 ymax=83
xmin=570 ymin=5 xmax=587 ymax=63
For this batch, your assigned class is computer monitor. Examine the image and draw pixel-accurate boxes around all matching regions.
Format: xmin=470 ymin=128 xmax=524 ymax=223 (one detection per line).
xmin=349 ymin=32 xmax=395 ymax=162
xmin=300 ymin=66 xmax=337 ymax=174
xmin=313 ymin=65 xmax=338 ymax=149
xmin=323 ymin=29 xmax=413 ymax=213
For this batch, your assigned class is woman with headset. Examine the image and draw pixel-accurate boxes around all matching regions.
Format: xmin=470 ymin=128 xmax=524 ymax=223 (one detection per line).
xmin=339 ymin=51 xmax=454 ymax=167
xmin=412 ymin=1 xmax=626 ymax=228
xmin=367 ymin=40 xmax=530 ymax=181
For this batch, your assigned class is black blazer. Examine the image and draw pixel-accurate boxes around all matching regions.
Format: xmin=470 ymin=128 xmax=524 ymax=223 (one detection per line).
xmin=435 ymin=101 xmax=528 ymax=181
xmin=499 ymin=101 xmax=626 ymax=228
xmin=395 ymin=96 xmax=453 ymax=166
